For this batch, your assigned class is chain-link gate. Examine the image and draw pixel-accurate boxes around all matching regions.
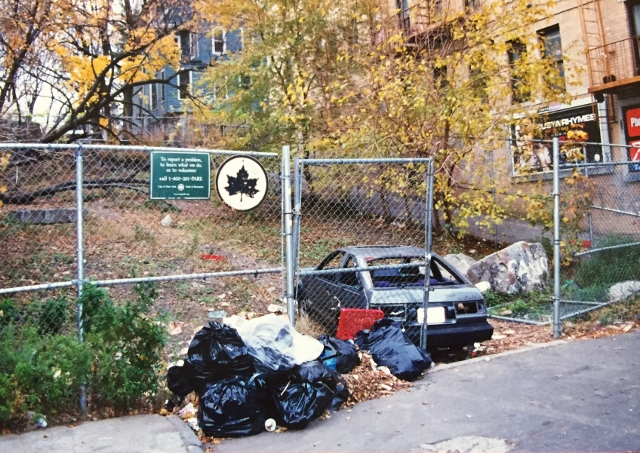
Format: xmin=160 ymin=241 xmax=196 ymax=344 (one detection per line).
xmin=0 ymin=143 xmax=285 ymax=377
xmin=291 ymin=157 xmax=494 ymax=350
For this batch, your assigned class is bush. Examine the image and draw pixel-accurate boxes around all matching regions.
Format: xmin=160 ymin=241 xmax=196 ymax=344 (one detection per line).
xmin=0 ymin=324 xmax=91 ymax=423
xmin=0 ymin=283 xmax=167 ymax=425
xmin=81 ymin=283 xmax=167 ymax=411
xmin=37 ymin=297 xmax=69 ymax=335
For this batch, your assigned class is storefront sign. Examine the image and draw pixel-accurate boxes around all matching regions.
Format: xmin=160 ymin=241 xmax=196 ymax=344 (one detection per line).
xmin=511 ymin=105 xmax=603 ymax=176
xmin=150 ymin=152 xmax=211 ymax=199
xmin=624 ymin=107 xmax=640 ymax=173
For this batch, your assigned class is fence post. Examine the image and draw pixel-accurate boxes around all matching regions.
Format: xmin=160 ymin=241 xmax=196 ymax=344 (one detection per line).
xmin=292 ymin=156 xmax=302 ymax=274
xmin=282 ymin=146 xmax=295 ymax=324
xmin=552 ymin=137 xmax=562 ymax=339
xmin=75 ymin=145 xmax=87 ymax=412
xmin=421 ymin=158 xmax=435 ymax=350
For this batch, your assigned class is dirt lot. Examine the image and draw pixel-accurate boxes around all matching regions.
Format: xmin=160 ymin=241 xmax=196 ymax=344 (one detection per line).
xmin=1 ymin=195 xmax=638 ymax=433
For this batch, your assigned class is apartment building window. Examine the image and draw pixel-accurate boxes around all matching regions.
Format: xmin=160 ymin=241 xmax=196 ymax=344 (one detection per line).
xmin=469 ymin=67 xmax=487 ymax=101
xmin=159 ymin=70 xmax=166 ymax=102
xmin=538 ymin=25 xmax=565 ymax=91
xmin=238 ymin=74 xmax=251 ymax=91
xmin=151 ymin=83 xmax=158 ymax=109
xmin=396 ymin=0 xmax=410 ymax=32
xmin=508 ymin=40 xmax=530 ymax=103
xmin=465 ymin=0 xmax=479 ymax=11
xmin=629 ymin=1 xmax=640 ymax=75
xmin=434 ymin=0 xmax=443 ymax=18
xmin=212 ymin=29 xmax=226 ymax=54
xmin=178 ymin=31 xmax=198 ymax=61
xmin=434 ymin=65 xmax=448 ymax=90
xmin=179 ymin=71 xmax=191 ymax=99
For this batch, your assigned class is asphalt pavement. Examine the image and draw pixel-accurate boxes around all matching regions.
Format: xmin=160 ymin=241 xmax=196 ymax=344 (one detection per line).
xmin=1 ymin=330 xmax=638 ymax=453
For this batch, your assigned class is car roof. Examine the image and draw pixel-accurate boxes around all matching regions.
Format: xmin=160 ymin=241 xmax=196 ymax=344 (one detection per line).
xmin=337 ymin=245 xmax=443 ymax=261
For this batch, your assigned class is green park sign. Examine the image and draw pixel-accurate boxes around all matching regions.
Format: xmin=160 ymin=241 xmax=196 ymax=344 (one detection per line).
xmin=150 ymin=152 xmax=211 ymax=200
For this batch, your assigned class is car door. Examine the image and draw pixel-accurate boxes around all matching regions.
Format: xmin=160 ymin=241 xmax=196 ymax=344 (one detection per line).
xmin=335 ymin=254 xmax=368 ymax=310
xmin=303 ymin=250 xmax=345 ymax=323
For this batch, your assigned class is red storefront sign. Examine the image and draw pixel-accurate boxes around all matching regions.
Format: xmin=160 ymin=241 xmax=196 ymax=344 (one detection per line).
xmin=625 ymin=107 xmax=640 ymax=138
xmin=630 ymin=140 xmax=640 ymax=162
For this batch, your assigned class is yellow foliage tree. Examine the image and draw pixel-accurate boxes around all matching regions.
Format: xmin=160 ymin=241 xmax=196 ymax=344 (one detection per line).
xmin=192 ymin=0 xmax=575 ymax=236
xmin=1 ymin=0 xmax=190 ymax=143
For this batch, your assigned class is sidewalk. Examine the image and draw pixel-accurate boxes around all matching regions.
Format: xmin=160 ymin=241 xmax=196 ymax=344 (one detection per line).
xmin=212 ymin=331 xmax=640 ymax=453
xmin=0 ymin=414 xmax=202 ymax=453
xmin=1 ymin=331 xmax=638 ymax=453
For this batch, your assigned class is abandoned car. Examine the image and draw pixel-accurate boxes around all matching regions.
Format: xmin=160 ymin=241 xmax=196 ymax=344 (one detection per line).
xmin=296 ymin=245 xmax=494 ymax=349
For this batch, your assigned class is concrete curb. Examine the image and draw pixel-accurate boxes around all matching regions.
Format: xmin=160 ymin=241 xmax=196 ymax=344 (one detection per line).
xmin=166 ymin=415 xmax=204 ymax=453
xmin=428 ymin=339 xmax=567 ymax=373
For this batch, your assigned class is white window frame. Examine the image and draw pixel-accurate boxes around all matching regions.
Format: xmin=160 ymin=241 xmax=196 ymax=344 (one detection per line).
xmin=151 ymin=83 xmax=158 ymax=109
xmin=179 ymin=31 xmax=198 ymax=60
xmin=212 ymin=28 xmax=226 ymax=55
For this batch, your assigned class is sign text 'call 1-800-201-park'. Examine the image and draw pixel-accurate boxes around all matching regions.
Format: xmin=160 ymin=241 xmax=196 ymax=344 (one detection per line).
xmin=149 ymin=152 xmax=211 ymax=200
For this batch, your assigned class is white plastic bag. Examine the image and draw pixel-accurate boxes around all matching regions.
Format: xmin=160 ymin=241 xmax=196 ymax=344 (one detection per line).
xmin=224 ymin=314 xmax=324 ymax=372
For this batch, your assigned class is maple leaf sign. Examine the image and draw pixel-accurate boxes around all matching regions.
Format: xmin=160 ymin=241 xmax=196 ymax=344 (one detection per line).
xmin=225 ymin=165 xmax=259 ymax=202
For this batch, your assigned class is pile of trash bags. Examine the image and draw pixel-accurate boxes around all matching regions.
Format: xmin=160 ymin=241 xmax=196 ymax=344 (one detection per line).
xmin=167 ymin=314 xmax=431 ymax=437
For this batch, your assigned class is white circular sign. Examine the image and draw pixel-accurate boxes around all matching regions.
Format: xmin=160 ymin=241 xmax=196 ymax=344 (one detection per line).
xmin=216 ymin=156 xmax=268 ymax=211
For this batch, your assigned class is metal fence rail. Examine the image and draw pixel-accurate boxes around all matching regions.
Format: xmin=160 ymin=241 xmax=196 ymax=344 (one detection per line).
xmin=0 ymin=144 xmax=284 ymax=368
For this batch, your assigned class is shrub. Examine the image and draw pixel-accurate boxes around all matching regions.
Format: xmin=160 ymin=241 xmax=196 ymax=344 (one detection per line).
xmin=81 ymin=283 xmax=167 ymax=411
xmin=0 ymin=324 xmax=91 ymax=423
xmin=0 ymin=298 xmax=21 ymax=327
xmin=37 ymin=297 xmax=69 ymax=335
xmin=0 ymin=283 xmax=167 ymax=425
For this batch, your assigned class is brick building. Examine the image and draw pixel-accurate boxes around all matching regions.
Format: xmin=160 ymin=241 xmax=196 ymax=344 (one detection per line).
xmin=382 ymin=0 xmax=640 ymax=228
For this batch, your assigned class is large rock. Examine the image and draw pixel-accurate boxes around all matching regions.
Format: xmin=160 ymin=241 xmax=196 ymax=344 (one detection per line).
xmin=608 ymin=281 xmax=640 ymax=302
xmin=443 ymin=253 xmax=477 ymax=277
xmin=466 ymin=241 xmax=549 ymax=294
xmin=6 ymin=208 xmax=87 ymax=224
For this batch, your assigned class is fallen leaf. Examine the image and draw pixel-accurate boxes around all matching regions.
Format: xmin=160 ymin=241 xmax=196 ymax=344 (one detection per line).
xmin=168 ymin=322 xmax=183 ymax=336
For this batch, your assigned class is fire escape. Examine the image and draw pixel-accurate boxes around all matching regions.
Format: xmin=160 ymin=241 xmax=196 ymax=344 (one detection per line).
xmin=580 ymin=0 xmax=640 ymax=102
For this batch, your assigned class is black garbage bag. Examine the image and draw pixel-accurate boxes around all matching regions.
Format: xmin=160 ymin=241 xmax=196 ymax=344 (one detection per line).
xmin=266 ymin=361 xmax=347 ymax=430
xmin=327 ymin=372 xmax=350 ymax=413
xmin=167 ymin=362 xmax=195 ymax=397
xmin=354 ymin=318 xmax=432 ymax=381
xmin=317 ymin=335 xmax=360 ymax=374
xmin=198 ymin=375 xmax=267 ymax=438
xmin=186 ymin=321 xmax=255 ymax=392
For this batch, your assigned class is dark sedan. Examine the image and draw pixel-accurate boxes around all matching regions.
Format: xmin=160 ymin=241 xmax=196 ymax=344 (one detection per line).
xmin=296 ymin=245 xmax=494 ymax=349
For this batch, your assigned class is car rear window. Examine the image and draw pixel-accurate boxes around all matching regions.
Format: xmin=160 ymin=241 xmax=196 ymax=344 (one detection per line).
xmin=368 ymin=257 xmax=462 ymax=288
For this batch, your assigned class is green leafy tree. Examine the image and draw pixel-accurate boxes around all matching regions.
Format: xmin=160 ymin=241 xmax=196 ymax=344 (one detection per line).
xmin=192 ymin=0 xmax=379 ymax=154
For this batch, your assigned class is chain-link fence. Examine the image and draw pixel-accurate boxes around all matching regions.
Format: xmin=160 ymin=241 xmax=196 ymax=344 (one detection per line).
xmin=291 ymin=157 xmax=495 ymax=349
xmin=1 ymin=139 xmax=638 ymax=351
xmin=485 ymin=141 xmax=640 ymax=328
xmin=0 ymin=144 xmax=284 ymax=358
